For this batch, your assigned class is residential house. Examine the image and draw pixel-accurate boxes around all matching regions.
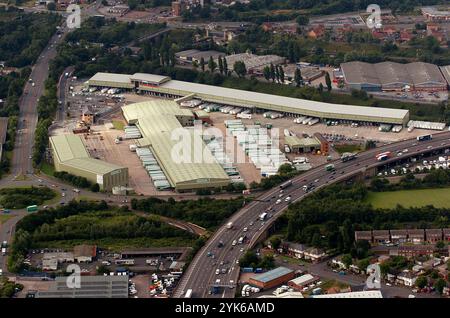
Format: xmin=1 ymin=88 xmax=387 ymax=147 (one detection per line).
xmin=282 ymin=242 xmax=307 ymax=259
xmin=399 ymin=30 xmax=414 ymax=42
xmin=304 ymin=247 xmax=327 ymax=263
xmin=307 ymin=25 xmax=325 ymax=39
xmin=372 ymin=230 xmax=390 ymax=244
xmin=421 ymin=257 xmax=442 ymax=270
xmin=425 ymin=229 xmax=443 ymax=243
xmin=407 ymin=229 xmax=425 ymax=244
xmin=73 ymin=244 xmax=97 ymax=263
xmin=396 ymin=271 xmax=417 ymax=287
xmin=331 ymin=255 xmax=347 ymax=269
xmin=443 ymin=229 xmax=450 ymax=241
xmin=393 ymin=245 xmax=435 ymax=258
xmin=390 ymin=229 xmax=408 ymax=244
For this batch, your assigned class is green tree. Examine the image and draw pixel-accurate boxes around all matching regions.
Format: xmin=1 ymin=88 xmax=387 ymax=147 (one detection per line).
xmin=233 ymin=61 xmax=247 ymax=78
xmin=263 ymin=66 xmax=271 ymax=81
xmin=239 ymin=250 xmax=259 ymax=268
xmin=278 ymin=65 xmax=285 ymax=83
xmin=318 ymin=83 xmax=324 ymax=93
xmin=200 ymin=57 xmax=205 ymax=72
xmin=357 ymin=258 xmax=370 ymax=272
xmin=270 ymin=236 xmax=281 ymax=250
xmin=218 ymin=56 xmax=224 ymax=74
xmin=415 ymin=276 xmax=428 ymax=289
xmin=47 ymin=2 xmax=56 ymax=11
xmin=434 ymin=278 xmax=447 ymax=294
xmin=342 ymin=254 xmax=353 ymax=268
xmin=325 ymin=72 xmax=332 ymax=91
xmin=294 ymin=68 xmax=302 ymax=87
xmin=90 ymin=183 xmax=100 ymax=192
xmin=223 ymin=58 xmax=228 ymax=75
xmin=278 ymin=163 xmax=295 ymax=175
xmin=208 ymin=56 xmax=216 ymax=73
xmin=436 ymin=241 xmax=445 ymax=249
xmin=296 ymin=15 xmax=309 ymax=26
xmin=269 ymin=63 xmax=276 ymax=82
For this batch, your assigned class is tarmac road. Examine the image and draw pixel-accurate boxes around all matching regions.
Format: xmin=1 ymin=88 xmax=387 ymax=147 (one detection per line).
xmin=175 ymin=131 xmax=450 ymax=298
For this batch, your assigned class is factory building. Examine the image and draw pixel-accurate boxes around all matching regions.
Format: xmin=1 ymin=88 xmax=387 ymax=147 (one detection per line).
xmin=49 ymin=134 xmax=128 ymax=191
xmin=439 ymin=65 xmax=450 ymax=88
xmin=175 ymin=49 xmax=225 ymax=65
xmin=223 ymin=52 xmax=286 ymax=76
xmin=341 ymin=61 xmax=447 ymax=92
xmin=248 ymin=267 xmax=295 ymax=290
xmin=284 ymin=135 xmax=321 ymax=153
xmin=87 ymin=72 xmax=410 ymax=125
xmin=121 ymin=100 xmax=230 ymax=191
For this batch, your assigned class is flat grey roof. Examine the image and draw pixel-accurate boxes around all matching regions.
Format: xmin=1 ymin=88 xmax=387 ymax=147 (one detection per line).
xmin=342 ymin=61 xmax=446 ymax=87
xmin=160 ymin=79 xmax=409 ymax=120
xmin=89 ymin=72 xmax=131 ymax=84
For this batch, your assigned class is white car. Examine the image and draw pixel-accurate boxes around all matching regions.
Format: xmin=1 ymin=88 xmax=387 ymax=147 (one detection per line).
xmin=243 ymin=227 xmax=248 ymax=232
xmin=232 ymin=240 xmax=237 ymax=246
xmin=276 ymin=199 xmax=282 ymax=204
xmin=285 ymin=196 xmax=291 ymax=202
xmin=215 ymin=269 xmax=220 ymax=275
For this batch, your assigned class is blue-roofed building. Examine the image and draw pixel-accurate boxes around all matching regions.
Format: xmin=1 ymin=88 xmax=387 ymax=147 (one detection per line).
xmin=248 ymin=266 xmax=295 ymax=289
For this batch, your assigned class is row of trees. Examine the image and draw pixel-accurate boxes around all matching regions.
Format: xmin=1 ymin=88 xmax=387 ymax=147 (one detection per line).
xmin=31 ymin=211 xmax=195 ymax=242
xmin=283 ymin=183 xmax=450 ymax=254
xmin=53 ymin=171 xmax=100 ymax=192
xmin=370 ymin=169 xmax=450 ymax=192
xmin=0 ymin=186 xmax=56 ymax=209
xmin=131 ymin=196 xmax=245 ymax=229
xmin=0 ymin=8 xmax=60 ymax=67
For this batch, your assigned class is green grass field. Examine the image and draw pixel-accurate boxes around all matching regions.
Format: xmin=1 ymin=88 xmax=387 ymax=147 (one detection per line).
xmin=366 ymin=187 xmax=450 ymax=209
xmin=0 ymin=214 xmax=13 ymax=224
xmin=39 ymin=162 xmax=55 ymax=176
xmin=112 ymin=120 xmax=125 ymax=130
xmin=334 ymin=144 xmax=363 ymax=154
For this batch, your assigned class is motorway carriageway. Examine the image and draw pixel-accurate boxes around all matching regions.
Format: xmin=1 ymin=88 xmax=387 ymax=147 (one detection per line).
xmin=175 ymin=131 xmax=450 ymax=298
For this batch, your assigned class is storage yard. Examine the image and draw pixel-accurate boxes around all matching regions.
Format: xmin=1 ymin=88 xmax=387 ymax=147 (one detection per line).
xmin=46 ymin=72 xmax=448 ymax=194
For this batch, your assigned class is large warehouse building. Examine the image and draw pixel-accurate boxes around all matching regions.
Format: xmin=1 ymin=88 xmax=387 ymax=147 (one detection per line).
xmin=122 ymin=100 xmax=230 ymax=191
xmin=341 ymin=61 xmax=447 ymax=92
xmin=49 ymin=134 xmax=128 ymax=191
xmin=248 ymin=266 xmax=295 ymax=290
xmin=88 ymin=72 xmax=410 ymax=125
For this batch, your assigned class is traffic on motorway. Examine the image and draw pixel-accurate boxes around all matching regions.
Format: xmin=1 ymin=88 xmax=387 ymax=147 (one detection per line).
xmin=176 ymin=132 xmax=450 ymax=298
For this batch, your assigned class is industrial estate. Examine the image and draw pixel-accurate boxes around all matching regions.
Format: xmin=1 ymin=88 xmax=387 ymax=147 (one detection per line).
xmin=2 ymin=0 xmax=450 ymax=306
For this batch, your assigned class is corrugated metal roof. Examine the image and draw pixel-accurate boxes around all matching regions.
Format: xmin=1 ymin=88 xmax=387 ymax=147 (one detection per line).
xmin=122 ymin=101 xmax=229 ymax=187
xmin=251 ymin=267 xmax=293 ymax=283
xmin=89 ymin=72 xmax=132 ymax=84
xmin=50 ymin=134 xmax=125 ymax=175
xmin=342 ymin=61 xmax=446 ymax=87
xmin=439 ymin=65 xmax=450 ymax=85
xmin=50 ymin=134 xmax=89 ymax=163
xmin=129 ymin=73 xmax=170 ymax=84
xmin=160 ymin=79 xmax=408 ymax=120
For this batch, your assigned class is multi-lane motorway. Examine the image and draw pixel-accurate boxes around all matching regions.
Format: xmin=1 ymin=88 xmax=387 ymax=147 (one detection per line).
xmin=175 ymin=131 xmax=450 ymax=298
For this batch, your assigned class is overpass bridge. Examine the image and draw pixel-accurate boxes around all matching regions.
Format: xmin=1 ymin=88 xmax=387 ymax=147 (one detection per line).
xmin=174 ymin=131 xmax=450 ymax=298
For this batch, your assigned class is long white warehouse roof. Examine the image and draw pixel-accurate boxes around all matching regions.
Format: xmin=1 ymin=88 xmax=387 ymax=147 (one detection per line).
xmin=87 ymin=72 xmax=409 ymax=123
xmin=159 ymin=80 xmax=408 ymax=120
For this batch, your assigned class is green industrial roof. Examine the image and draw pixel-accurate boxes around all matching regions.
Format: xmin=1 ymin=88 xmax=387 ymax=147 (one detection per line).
xmin=122 ymin=101 xmax=229 ymax=187
xmin=50 ymin=134 xmax=125 ymax=175
xmin=284 ymin=135 xmax=320 ymax=147
xmin=63 ymin=158 xmax=125 ymax=175
xmin=50 ymin=134 xmax=89 ymax=163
